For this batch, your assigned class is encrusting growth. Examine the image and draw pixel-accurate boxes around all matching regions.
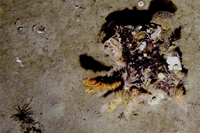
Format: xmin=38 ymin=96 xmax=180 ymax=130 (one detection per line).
xmin=100 ymin=90 xmax=129 ymax=113
xmin=173 ymin=86 xmax=188 ymax=112
xmin=11 ymin=104 xmax=43 ymax=133
xmin=83 ymin=10 xmax=188 ymax=119
xmin=83 ymin=77 xmax=122 ymax=94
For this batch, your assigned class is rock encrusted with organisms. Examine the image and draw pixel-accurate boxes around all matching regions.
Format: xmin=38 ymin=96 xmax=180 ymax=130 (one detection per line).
xmin=83 ymin=11 xmax=187 ymax=118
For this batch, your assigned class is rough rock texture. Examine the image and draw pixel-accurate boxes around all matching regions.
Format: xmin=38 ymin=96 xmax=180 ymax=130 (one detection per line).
xmin=1 ymin=0 xmax=200 ymax=133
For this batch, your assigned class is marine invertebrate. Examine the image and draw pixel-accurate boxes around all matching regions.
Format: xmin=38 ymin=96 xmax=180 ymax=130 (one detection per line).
xmin=167 ymin=56 xmax=182 ymax=70
xmin=150 ymin=26 xmax=161 ymax=39
xmin=138 ymin=1 xmax=144 ymax=7
xmin=83 ymin=8 xmax=187 ymax=119
xmin=118 ymin=112 xmax=128 ymax=125
xmin=83 ymin=77 xmax=122 ymax=94
xmin=11 ymin=104 xmax=43 ymax=133
xmin=100 ymin=90 xmax=129 ymax=113
xmin=173 ymin=86 xmax=188 ymax=112
xmin=155 ymin=80 xmax=173 ymax=96
xmin=24 ymin=126 xmax=42 ymax=133
xmin=11 ymin=104 xmax=34 ymax=124
xmin=103 ymin=37 xmax=126 ymax=68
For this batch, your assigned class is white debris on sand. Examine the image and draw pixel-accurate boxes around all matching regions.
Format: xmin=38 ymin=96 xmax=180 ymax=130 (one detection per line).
xmin=16 ymin=57 xmax=25 ymax=67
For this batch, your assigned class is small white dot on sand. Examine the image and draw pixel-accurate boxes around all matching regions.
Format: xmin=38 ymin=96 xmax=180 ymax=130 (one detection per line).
xmin=138 ymin=1 xmax=144 ymax=7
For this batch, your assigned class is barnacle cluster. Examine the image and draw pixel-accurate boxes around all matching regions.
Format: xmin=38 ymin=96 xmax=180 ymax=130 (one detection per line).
xmin=11 ymin=104 xmax=43 ymax=133
xmin=83 ymin=11 xmax=187 ymax=117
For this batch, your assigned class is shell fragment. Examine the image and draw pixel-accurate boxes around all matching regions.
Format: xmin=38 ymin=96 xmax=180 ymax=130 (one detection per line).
xmin=166 ymin=56 xmax=182 ymax=70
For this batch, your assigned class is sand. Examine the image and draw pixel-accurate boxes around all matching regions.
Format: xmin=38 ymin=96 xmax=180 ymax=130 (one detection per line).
xmin=1 ymin=0 xmax=200 ymax=132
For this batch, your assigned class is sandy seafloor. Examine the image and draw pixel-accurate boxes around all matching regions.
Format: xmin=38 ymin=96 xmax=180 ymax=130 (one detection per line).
xmin=0 ymin=0 xmax=200 ymax=133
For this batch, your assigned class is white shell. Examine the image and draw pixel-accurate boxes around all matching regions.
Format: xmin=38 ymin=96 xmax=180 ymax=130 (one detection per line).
xmin=131 ymin=31 xmax=135 ymax=35
xmin=138 ymin=1 xmax=144 ymax=7
xmin=16 ymin=57 xmax=25 ymax=67
xmin=151 ymin=26 xmax=161 ymax=39
xmin=158 ymin=73 xmax=165 ymax=80
xmin=138 ymin=25 xmax=142 ymax=30
xmin=166 ymin=56 xmax=182 ymax=70
xmin=139 ymin=41 xmax=146 ymax=51
xmin=143 ymin=53 xmax=147 ymax=57
xmin=149 ymin=92 xmax=165 ymax=105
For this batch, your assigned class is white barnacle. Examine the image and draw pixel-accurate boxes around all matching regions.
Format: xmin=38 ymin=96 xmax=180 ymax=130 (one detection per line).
xmin=151 ymin=26 xmax=161 ymax=39
xmin=149 ymin=92 xmax=165 ymax=105
xmin=138 ymin=25 xmax=142 ymax=30
xmin=166 ymin=56 xmax=182 ymax=71
xmin=143 ymin=53 xmax=147 ymax=57
xmin=158 ymin=73 xmax=166 ymax=80
xmin=139 ymin=41 xmax=146 ymax=51
xmin=131 ymin=31 xmax=136 ymax=35
xmin=138 ymin=1 xmax=144 ymax=7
